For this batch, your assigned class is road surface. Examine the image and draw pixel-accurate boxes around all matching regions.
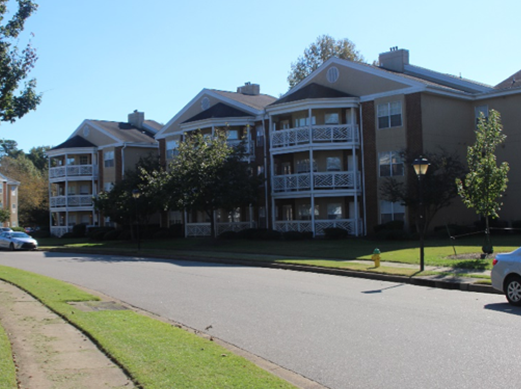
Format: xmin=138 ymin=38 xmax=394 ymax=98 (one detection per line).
xmin=0 ymin=251 xmax=519 ymax=389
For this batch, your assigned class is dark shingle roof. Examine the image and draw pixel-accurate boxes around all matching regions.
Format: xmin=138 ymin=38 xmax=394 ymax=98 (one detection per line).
xmin=211 ymin=90 xmax=277 ymax=110
xmin=182 ymin=103 xmax=253 ymax=123
xmin=270 ymin=83 xmax=354 ymax=106
xmin=52 ymin=135 xmax=96 ymax=150
xmin=90 ymin=120 xmax=157 ymax=144
xmin=495 ymin=69 xmax=521 ymax=90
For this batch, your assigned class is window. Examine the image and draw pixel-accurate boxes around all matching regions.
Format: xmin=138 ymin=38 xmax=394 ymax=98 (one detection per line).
xmin=294 ymin=116 xmax=316 ymax=128
xmin=325 ymin=113 xmax=339 ymax=125
xmin=298 ymin=204 xmax=319 ymax=220
xmin=80 ymin=155 xmax=89 ymax=165
xmin=227 ymin=129 xmax=239 ymax=140
xmin=327 ymin=157 xmax=341 ymax=172
xmin=327 ymin=203 xmax=342 ymax=220
xmin=379 ymin=152 xmax=404 ymax=177
xmin=475 ymin=105 xmax=489 ymax=124
xmin=377 ymin=101 xmax=402 ymax=129
xmin=10 ymin=186 xmax=16 ymax=196
xmin=104 ymin=151 xmax=114 ymax=167
xmin=296 ymin=159 xmax=317 ymax=173
xmin=81 ymin=214 xmax=90 ymax=224
xmin=256 ymin=127 xmax=264 ymax=147
xmin=103 ymin=182 xmax=114 ymax=192
xmin=166 ymin=140 xmax=178 ymax=159
xmin=68 ymin=186 xmax=76 ymax=195
xmin=257 ymin=165 xmax=264 ymax=176
xmin=80 ymin=184 xmax=90 ymax=195
xmin=380 ymin=200 xmax=405 ymax=224
xmin=66 ymin=157 xmax=75 ymax=165
xmin=282 ymin=205 xmax=293 ymax=221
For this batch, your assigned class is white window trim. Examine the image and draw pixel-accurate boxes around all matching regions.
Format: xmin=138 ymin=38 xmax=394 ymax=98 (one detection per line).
xmin=377 ymin=101 xmax=402 ymax=129
xmin=379 ymin=151 xmax=404 ymax=177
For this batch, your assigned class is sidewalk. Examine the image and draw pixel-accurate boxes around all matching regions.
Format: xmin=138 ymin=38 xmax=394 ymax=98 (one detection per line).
xmin=0 ymin=280 xmax=136 ymax=389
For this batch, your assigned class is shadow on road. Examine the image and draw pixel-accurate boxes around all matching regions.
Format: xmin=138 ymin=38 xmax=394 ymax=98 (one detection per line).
xmin=361 ymin=284 xmax=405 ymax=294
xmin=484 ymin=302 xmax=521 ymax=316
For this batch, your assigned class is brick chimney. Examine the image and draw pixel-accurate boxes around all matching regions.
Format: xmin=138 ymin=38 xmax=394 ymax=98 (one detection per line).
xmin=128 ymin=110 xmax=145 ymax=129
xmin=237 ymin=82 xmax=260 ymax=95
xmin=379 ymin=47 xmax=409 ymax=73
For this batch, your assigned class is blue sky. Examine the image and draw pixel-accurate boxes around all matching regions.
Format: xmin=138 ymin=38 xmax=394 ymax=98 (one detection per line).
xmin=5 ymin=0 xmax=521 ymax=152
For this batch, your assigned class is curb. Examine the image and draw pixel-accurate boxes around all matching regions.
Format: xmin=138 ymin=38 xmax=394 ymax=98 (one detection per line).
xmin=45 ymin=248 xmax=500 ymax=295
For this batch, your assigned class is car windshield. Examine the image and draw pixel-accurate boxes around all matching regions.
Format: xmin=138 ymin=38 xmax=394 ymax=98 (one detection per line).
xmin=11 ymin=232 xmax=29 ymax=238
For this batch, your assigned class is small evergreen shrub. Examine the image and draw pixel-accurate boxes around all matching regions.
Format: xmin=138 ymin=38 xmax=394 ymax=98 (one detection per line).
xmin=236 ymin=228 xmax=258 ymax=240
xmin=72 ymin=223 xmax=87 ymax=237
xmin=282 ymin=231 xmax=306 ymax=241
xmin=103 ymin=230 xmax=121 ymax=240
xmin=218 ymin=231 xmax=238 ymax=240
xmin=373 ymin=220 xmax=404 ymax=234
xmin=153 ymin=229 xmax=172 ymax=239
xmin=12 ymin=227 xmax=25 ymax=232
xmin=118 ymin=230 xmax=133 ymax=241
xmin=61 ymin=232 xmax=77 ymax=239
xmin=254 ymin=229 xmax=281 ymax=240
xmin=324 ymin=227 xmax=348 ymax=240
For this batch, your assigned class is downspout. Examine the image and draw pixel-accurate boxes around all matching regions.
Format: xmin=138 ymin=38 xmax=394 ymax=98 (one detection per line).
xmin=262 ymin=113 xmax=268 ymax=229
xmin=359 ymin=105 xmax=367 ymax=236
xmin=121 ymin=143 xmax=128 ymax=179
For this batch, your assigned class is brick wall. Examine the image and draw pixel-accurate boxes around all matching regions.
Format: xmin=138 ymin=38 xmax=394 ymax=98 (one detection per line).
xmin=361 ymin=101 xmax=378 ymax=234
xmin=158 ymin=139 xmax=166 ymax=167
xmin=405 ymin=93 xmax=423 ymax=229
xmin=115 ymin=147 xmax=122 ymax=183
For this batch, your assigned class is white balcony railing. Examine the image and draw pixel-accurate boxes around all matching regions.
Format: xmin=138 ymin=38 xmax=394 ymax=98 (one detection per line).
xmin=50 ymin=195 xmax=94 ymax=208
xmin=271 ymin=124 xmax=359 ymax=149
xmin=275 ymin=219 xmax=362 ymax=235
xmin=49 ymin=164 xmax=98 ymax=179
xmin=186 ymin=221 xmax=256 ymax=237
xmin=273 ymin=171 xmax=360 ymax=193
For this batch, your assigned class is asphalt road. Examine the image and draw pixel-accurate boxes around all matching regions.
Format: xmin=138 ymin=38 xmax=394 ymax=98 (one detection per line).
xmin=1 ymin=251 xmax=520 ymax=389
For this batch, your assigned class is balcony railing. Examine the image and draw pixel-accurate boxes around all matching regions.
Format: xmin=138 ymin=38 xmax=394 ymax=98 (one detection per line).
xmin=49 ymin=164 xmax=98 ymax=179
xmin=273 ymin=171 xmax=360 ymax=193
xmin=275 ymin=219 xmax=362 ymax=235
xmin=50 ymin=195 xmax=94 ymax=208
xmin=186 ymin=221 xmax=256 ymax=237
xmin=271 ymin=124 xmax=359 ymax=149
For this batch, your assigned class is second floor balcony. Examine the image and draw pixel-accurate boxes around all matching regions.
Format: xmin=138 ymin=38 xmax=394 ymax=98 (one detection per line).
xmin=50 ymin=195 xmax=94 ymax=209
xmin=273 ymin=171 xmax=361 ymax=194
xmin=49 ymin=164 xmax=98 ymax=180
xmin=271 ymin=124 xmax=359 ymax=151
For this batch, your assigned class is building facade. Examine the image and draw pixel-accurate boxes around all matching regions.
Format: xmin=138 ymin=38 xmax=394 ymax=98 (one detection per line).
xmin=0 ymin=173 xmax=20 ymax=228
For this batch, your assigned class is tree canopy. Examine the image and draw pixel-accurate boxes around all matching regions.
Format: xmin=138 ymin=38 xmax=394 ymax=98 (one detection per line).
xmin=287 ymin=34 xmax=364 ymax=88
xmin=0 ymin=0 xmax=41 ymax=123
xmin=456 ymin=109 xmax=509 ymax=252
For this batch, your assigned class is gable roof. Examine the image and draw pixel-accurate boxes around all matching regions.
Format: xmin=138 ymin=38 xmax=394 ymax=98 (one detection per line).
xmin=89 ymin=120 xmax=157 ymax=144
xmin=0 ymin=172 xmax=20 ymax=185
xmin=495 ymin=69 xmax=521 ymax=90
xmin=270 ymin=83 xmax=354 ymax=106
xmin=211 ymin=90 xmax=277 ymax=111
xmin=52 ymin=135 xmax=96 ymax=150
xmin=182 ymin=102 xmax=252 ymax=123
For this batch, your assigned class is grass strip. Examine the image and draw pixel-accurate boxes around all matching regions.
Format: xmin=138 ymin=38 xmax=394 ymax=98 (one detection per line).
xmin=0 ymin=321 xmax=17 ymax=389
xmin=0 ymin=265 xmax=296 ymax=389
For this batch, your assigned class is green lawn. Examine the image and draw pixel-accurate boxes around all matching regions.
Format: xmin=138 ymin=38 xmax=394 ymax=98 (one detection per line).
xmin=38 ymin=234 xmax=520 ymax=274
xmin=0 ymin=322 xmax=16 ymax=389
xmin=0 ymin=266 xmax=296 ymax=389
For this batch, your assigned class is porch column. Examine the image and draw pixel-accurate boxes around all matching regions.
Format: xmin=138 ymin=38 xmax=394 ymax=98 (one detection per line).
xmin=310 ymin=148 xmax=315 ymax=236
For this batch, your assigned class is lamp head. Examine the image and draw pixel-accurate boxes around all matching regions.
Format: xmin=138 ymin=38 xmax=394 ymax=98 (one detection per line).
xmin=412 ymin=156 xmax=430 ymax=176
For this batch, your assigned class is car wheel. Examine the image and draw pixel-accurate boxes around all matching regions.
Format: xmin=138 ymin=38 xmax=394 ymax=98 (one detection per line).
xmin=505 ymin=275 xmax=521 ymax=306
xmin=9 ymin=243 xmax=14 ymax=251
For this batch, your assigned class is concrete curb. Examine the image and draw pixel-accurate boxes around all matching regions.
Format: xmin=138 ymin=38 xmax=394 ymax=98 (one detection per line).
xmin=45 ymin=248 xmax=501 ymax=295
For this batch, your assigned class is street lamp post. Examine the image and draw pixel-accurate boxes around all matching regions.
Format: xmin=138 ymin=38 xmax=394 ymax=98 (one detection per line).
xmin=132 ymin=189 xmax=141 ymax=251
xmin=412 ymin=156 xmax=430 ymax=272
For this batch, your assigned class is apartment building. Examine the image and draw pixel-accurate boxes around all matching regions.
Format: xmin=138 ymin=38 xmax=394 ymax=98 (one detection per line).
xmin=0 ymin=173 xmax=20 ymax=227
xmin=47 ymin=111 xmax=161 ymax=237
xmin=155 ymin=83 xmax=276 ymax=237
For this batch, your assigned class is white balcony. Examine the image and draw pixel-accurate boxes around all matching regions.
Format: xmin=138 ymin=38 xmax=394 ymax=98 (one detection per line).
xmin=271 ymin=124 xmax=359 ymax=151
xmin=275 ymin=219 xmax=362 ymax=236
xmin=186 ymin=221 xmax=256 ymax=237
xmin=50 ymin=195 xmax=94 ymax=208
xmin=49 ymin=164 xmax=98 ymax=180
xmin=273 ymin=171 xmax=360 ymax=193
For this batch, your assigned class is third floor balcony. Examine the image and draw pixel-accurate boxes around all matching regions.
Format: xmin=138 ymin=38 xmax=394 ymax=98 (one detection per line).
xmin=272 ymin=170 xmax=361 ymax=195
xmin=49 ymin=164 xmax=98 ymax=181
xmin=271 ymin=124 xmax=359 ymax=152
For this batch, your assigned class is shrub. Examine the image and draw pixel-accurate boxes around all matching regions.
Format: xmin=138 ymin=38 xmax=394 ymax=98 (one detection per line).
xmin=324 ymin=227 xmax=348 ymax=240
xmin=169 ymin=223 xmax=184 ymax=238
xmin=301 ymin=231 xmax=314 ymax=240
xmin=153 ymin=229 xmax=172 ymax=239
xmin=373 ymin=220 xmax=404 ymax=234
xmin=236 ymin=228 xmax=259 ymax=240
xmin=118 ymin=230 xmax=133 ymax=241
xmin=103 ymin=230 xmax=121 ymax=240
xmin=218 ymin=231 xmax=238 ymax=240
xmin=91 ymin=231 xmax=106 ymax=241
xmin=61 ymin=232 xmax=77 ymax=239
xmin=282 ymin=231 xmax=306 ymax=241
xmin=375 ymin=229 xmax=410 ymax=241
xmin=72 ymin=223 xmax=87 ymax=237
xmin=31 ymin=229 xmax=50 ymax=239
xmin=88 ymin=227 xmax=114 ymax=240
xmin=433 ymin=224 xmax=473 ymax=238
xmin=12 ymin=227 xmax=25 ymax=232
xmin=254 ymin=229 xmax=281 ymax=240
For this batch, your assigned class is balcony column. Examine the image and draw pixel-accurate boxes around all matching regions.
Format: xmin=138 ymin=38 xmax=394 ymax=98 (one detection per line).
xmin=310 ymin=148 xmax=316 ymax=236
xmin=308 ymin=107 xmax=313 ymax=141
xmin=211 ymin=125 xmax=215 ymax=137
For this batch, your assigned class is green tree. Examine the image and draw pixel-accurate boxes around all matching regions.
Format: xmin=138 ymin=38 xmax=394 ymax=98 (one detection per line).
xmin=0 ymin=139 xmax=23 ymax=158
xmin=380 ymin=149 xmax=466 ymax=234
xmin=0 ymin=0 xmax=41 ymax=123
xmin=0 ymin=208 xmax=9 ymax=222
xmin=93 ymin=156 xmax=162 ymax=235
xmin=456 ymin=109 xmax=509 ymax=253
xmin=287 ymin=34 xmax=364 ymax=88
xmin=27 ymin=145 xmax=50 ymax=171
xmin=142 ymin=131 xmax=260 ymax=238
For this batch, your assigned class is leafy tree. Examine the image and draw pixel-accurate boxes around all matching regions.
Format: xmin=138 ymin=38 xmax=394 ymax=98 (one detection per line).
xmin=142 ymin=132 xmax=260 ymax=238
xmin=287 ymin=34 xmax=364 ymax=88
xmin=0 ymin=208 xmax=10 ymax=222
xmin=0 ymin=0 xmax=41 ymax=123
xmin=380 ymin=149 xmax=466 ymax=234
xmin=27 ymin=145 xmax=50 ymax=171
xmin=0 ymin=153 xmax=47 ymax=226
xmin=93 ymin=156 xmax=162 ymax=235
xmin=0 ymin=139 xmax=23 ymax=158
xmin=456 ymin=109 xmax=509 ymax=253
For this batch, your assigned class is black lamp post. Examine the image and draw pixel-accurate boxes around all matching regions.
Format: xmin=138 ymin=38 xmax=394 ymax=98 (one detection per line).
xmin=132 ymin=189 xmax=141 ymax=251
xmin=412 ymin=156 xmax=430 ymax=272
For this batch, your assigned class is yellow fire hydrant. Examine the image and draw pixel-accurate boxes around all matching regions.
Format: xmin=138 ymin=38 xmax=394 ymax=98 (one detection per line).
xmin=372 ymin=248 xmax=381 ymax=268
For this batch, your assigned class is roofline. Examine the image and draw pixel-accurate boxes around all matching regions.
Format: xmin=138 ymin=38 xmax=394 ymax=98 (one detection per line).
xmin=180 ymin=116 xmax=256 ymax=132
xmin=69 ymin=120 xmax=120 ymax=144
xmin=46 ymin=147 xmax=98 ymax=157
xmin=156 ymin=89 xmax=266 ymax=140
xmin=266 ymin=97 xmax=360 ymax=115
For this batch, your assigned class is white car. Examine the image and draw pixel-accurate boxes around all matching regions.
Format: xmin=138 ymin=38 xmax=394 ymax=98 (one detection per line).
xmin=491 ymin=248 xmax=521 ymax=306
xmin=0 ymin=231 xmax=38 ymax=251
